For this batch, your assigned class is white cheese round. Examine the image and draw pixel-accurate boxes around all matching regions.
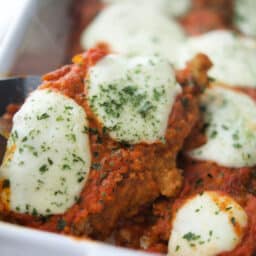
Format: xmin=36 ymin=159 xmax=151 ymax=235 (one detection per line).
xmin=234 ymin=0 xmax=256 ymax=37
xmin=81 ymin=3 xmax=186 ymax=63
xmin=189 ymin=86 xmax=256 ymax=167
xmin=176 ymin=30 xmax=256 ymax=87
xmin=87 ymin=54 xmax=181 ymax=144
xmin=168 ymin=191 xmax=248 ymax=256
xmin=0 ymin=89 xmax=91 ymax=215
xmin=101 ymin=0 xmax=191 ymax=17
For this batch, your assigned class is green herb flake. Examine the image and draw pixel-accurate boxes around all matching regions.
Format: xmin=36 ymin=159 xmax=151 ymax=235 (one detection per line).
xmin=231 ymin=217 xmax=236 ymax=226
xmin=92 ymin=163 xmax=101 ymax=170
xmin=22 ymin=136 xmax=28 ymax=142
xmin=83 ymin=126 xmax=89 ymax=134
xmin=64 ymin=106 xmax=73 ymax=110
xmin=56 ymin=116 xmax=64 ymax=121
xmin=77 ymin=177 xmax=84 ymax=183
xmin=210 ymin=130 xmax=218 ymax=138
xmin=32 ymin=208 xmax=38 ymax=216
xmin=138 ymin=101 xmax=155 ymax=118
xmin=233 ymin=143 xmax=242 ymax=149
xmin=2 ymin=179 xmax=10 ymax=189
xmin=57 ymin=219 xmax=66 ymax=231
xmin=183 ymin=232 xmax=201 ymax=242
xmin=48 ymin=158 xmax=53 ymax=165
xmin=39 ymin=164 xmax=49 ymax=173
xmin=62 ymin=164 xmax=71 ymax=170
xmin=37 ymin=113 xmax=50 ymax=120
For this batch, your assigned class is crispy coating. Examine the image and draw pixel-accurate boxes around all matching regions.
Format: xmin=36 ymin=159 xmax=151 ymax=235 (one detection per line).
xmin=0 ymin=49 xmax=211 ymax=239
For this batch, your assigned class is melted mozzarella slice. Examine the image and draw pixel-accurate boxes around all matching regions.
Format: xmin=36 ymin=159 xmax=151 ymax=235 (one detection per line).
xmin=81 ymin=3 xmax=186 ymax=62
xmin=101 ymin=0 xmax=191 ymax=17
xmin=0 ymin=90 xmax=91 ymax=215
xmin=168 ymin=191 xmax=248 ymax=256
xmin=235 ymin=0 xmax=256 ymax=37
xmin=177 ymin=30 xmax=256 ymax=87
xmin=87 ymin=54 xmax=181 ymax=144
xmin=189 ymin=86 xmax=256 ymax=167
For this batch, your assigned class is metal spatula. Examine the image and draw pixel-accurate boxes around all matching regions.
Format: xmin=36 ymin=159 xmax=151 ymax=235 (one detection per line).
xmin=0 ymin=76 xmax=41 ymax=163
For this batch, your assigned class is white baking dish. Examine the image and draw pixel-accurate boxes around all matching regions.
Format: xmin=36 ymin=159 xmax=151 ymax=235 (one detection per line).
xmin=0 ymin=0 xmax=72 ymax=76
xmin=0 ymin=0 xmax=37 ymax=75
xmin=0 ymin=221 xmax=154 ymax=256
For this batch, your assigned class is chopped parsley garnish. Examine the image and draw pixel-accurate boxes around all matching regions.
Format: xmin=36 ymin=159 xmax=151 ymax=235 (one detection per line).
xmin=138 ymin=101 xmax=155 ymax=118
xmin=64 ymin=106 xmax=73 ymax=110
xmin=11 ymin=130 xmax=19 ymax=142
xmin=231 ymin=217 xmax=236 ymax=226
xmin=56 ymin=116 xmax=64 ymax=121
xmin=56 ymin=219 xmax=66 ymax=231
xmin=92 ymin=163 xmax=101 ymax=170
xmin=2 ymin=179 xmax=10 ymax=189
xmin=37 ymin=113 xmax=50 ymax=120
xmin=47 ymin=158 xmax=53 ymax=165
xmin=183 ymin=232 xmax=201 ymax=241
xmin=210 ymin=130 xmax=218 ymax=138
xmin=175 ymin=245 xmax=180 ymax=252
xmin=39 ymin=164 xmax=49 ymax=173
xmin=83 ymin=126 xmax=89 ymax=134
xmin=62 ymin=164 xmax=71 ymax=170
xmin=233 ymin=143 xmax=242 ymax=149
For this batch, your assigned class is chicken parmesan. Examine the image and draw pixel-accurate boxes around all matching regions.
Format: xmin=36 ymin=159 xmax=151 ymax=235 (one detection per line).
xmin=0 ymin=48 xmax=211 ymax=239
xmin=1 ymin=1 xmax=256 ymax=255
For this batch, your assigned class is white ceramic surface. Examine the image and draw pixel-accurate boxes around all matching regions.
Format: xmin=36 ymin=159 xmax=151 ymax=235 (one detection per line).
xmin=0 ymin=0 xmax=37 ymax=75
xmin=0 ymin=221 xmax=156 ymax=256
xmin=0 ymin=0 xmax=72 ymax=76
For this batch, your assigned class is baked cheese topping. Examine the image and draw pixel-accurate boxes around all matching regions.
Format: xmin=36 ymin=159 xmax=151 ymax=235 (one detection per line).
xmin=0 ymin=90 xmax=91 ymax=215
xmin=168 ymin=191 xmax=248 ymax=256
xmin=81 ymin=3 xmax=186 ymax=62
xmin=87 ymin=54 xmax=181 ymax=144
xmin=189 ymin=86 xmax=256 ymax=167
xmin=101 ymin=0 xmax=191 ymax=17
xmin=235 ymin=0 xmax=256 ymax=37
xmin=177 ymin=30 xmax=256 ymax=87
